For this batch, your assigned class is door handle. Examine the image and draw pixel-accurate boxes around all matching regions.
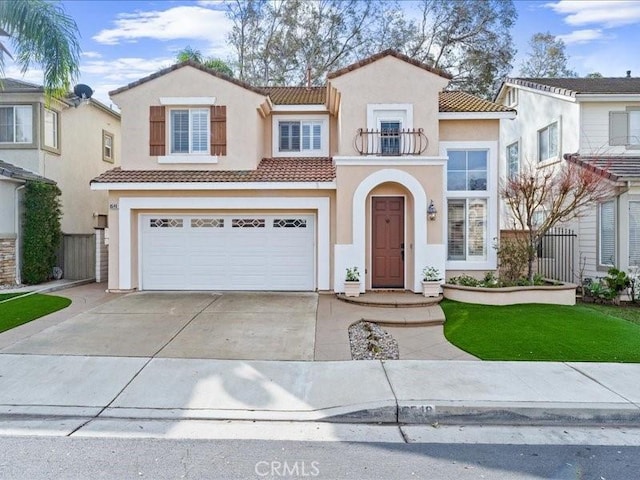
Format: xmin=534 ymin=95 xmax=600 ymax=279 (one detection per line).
xmin=400 ymin=243 xmax=404 ymax=261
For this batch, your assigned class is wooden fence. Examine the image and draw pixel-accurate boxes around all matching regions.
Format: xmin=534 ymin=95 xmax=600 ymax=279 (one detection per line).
xmin=56 ymin=233 xmax=96 ymax=280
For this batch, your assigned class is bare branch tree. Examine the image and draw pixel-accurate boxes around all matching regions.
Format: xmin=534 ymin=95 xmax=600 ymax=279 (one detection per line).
xmin=501 ymin=159 xmax=613 ymax=282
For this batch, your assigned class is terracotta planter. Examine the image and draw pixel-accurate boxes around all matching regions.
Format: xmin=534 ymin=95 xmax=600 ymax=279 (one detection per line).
xmin=422 ymin=280 xmax=441 ymax=297
xmin=344 ymin=280 xmax=361 ymax=297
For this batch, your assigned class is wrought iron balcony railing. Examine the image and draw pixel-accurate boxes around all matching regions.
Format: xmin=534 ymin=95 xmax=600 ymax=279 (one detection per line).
xmin=354 ymin=128 xmax=429 ymax=156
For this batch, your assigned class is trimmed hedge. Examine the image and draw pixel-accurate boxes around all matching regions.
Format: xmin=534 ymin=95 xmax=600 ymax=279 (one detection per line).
xmin=22 ymin=181 xmax=62 ymax=285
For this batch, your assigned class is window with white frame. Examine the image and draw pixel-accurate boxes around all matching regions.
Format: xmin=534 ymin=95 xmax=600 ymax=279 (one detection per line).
xmin=447 ymin=150 xmax=488 ymax=191
xmin=279 ymin=121 xmax=322 ymax=153
xmin=0 ymin=105 xmax=32 ymax=144
xmin=506 ymin=142 xmax=519 ymax=178
xmin=103 ymin=130 xmax=114 ymax=163
xmin=43 ymin=108 xmax=58 ymax=150
xmin=599 ymin=200 xmax=616 ymax=266
xmin=170 ymin=108 xmax=209 ymax=154
xmin=380 ymin=120 xmax=401 ymax=155
xmin=506 ymin=88 xmax=518 ymax=107
xmin=538 ymin=122 xmax=559 ymax=162
xmin=447 ymin=198 xmax=487 ymax=261
xmin=629 ymin=201 xmax=640 ymax=267
xmin=610 ymin=109 xmax=640 ymax=148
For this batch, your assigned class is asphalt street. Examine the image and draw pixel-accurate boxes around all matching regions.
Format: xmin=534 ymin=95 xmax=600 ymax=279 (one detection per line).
xmin=0 ymin=436 xmax=638 ymax=480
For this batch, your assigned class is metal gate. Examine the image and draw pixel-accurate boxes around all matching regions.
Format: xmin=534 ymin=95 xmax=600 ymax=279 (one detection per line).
xmin=537 ymin=227 xmax=576 ymax=283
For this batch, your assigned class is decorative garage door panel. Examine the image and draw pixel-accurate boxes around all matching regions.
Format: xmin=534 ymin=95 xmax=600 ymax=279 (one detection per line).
xmin=141 ymin=215 xmax=315 ymax=291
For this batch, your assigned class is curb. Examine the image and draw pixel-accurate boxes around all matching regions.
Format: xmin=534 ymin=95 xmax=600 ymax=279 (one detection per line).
xmin=0 ymin=279 xmax=96 ymax=304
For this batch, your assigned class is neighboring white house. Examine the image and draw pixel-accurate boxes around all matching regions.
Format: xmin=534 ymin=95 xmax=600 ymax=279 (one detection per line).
xmin=495 ymin=75 xmax=640 ymax=281
xmin=0 ymin=79 xmax=121 ymax=284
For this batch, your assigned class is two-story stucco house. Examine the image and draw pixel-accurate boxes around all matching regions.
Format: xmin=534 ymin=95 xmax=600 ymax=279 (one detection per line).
xmin=91 ymin=50 xmax=514 ymax=293
xmin=0 ymin=78 xmax=121 ymax=284
xmin=496 ymin=76 xmax=640 ymax=280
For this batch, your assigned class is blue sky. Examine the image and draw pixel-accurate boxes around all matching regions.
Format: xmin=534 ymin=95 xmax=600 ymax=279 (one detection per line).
xmin=5 ymin=0 xmax=640 ymax=104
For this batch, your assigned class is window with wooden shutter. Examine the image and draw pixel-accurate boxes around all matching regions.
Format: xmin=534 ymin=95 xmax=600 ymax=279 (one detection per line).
xmin=149 ymin=106 xmax=166 ymax=156
xmin=210 ymin=105 xmax=226 ymax=156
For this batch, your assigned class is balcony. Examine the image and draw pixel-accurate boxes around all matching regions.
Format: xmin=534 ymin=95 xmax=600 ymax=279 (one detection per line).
xmin=354 ymin=128 xmax=429 ymax=156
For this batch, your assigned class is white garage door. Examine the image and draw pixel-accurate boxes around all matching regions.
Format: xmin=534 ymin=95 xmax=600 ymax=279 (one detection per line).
xmin=141 ymin=214 xmax=315 ymax=291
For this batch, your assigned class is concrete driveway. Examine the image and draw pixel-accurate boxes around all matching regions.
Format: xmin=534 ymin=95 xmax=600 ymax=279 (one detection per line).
xmin=1 ymin=291 xmax=318 ymax=361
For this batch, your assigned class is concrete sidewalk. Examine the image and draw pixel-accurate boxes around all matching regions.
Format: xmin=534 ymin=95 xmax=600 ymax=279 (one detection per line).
xmin=0 ymin=354 xmax=638 ymax=432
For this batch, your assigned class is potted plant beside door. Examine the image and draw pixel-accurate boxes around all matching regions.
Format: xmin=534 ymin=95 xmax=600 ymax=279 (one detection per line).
xmin=422 ymin=266 xmax=442 ymax=297
xmin=344 ymin=267 xmax=361 ymax=297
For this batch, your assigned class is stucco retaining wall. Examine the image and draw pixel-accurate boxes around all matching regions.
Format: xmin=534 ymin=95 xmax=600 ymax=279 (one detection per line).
xmin=443 ymin=283 xmax=577 ymax=306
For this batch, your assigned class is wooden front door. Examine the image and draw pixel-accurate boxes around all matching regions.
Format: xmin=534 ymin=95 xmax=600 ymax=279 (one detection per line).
xmin=372 ymin=197 xmax=404 ymax=288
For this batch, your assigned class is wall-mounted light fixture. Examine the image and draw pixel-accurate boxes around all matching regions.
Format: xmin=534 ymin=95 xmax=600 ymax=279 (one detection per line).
xmin=427 ymin=200 xmax=437 ymax=221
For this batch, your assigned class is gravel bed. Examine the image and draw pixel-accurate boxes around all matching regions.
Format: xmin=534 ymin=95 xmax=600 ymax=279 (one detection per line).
xmin=348 ymin=320 xmax=399 ymax=360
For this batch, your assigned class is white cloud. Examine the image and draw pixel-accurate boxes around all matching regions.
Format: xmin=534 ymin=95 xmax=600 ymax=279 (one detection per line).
xmin=81 ymin=56 xmax=174 ymax=82
xmin=81 ymin=51 xmax=103 ymax=59
xmin=557 ymin=29 xmax=604 ymax=44
xmin=3 ymin=63 xmax=44 ymax=84
xmin=93 ymin=6 xmax=231 ymax=45
xmin=546 ymin=1 xmax=640 ymax=28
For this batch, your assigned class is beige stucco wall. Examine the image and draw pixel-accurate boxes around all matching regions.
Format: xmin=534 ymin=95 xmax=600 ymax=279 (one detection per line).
xmin=0 ymin=179 xmax=20 ymax=235
xmin=107 ymin=189 xmax=336 ymax=291
xmin=440 ymin=119 xmax=499 ymax=142
xmin=111 ymin=66 xmax=267 ymax=171
xmin=49 ymin=103 xmax=121 ymax=233
xmin=335 ymin=164 xmax=444 ymax=245
xmin=329 ymin=56 xmax=449 ymax=156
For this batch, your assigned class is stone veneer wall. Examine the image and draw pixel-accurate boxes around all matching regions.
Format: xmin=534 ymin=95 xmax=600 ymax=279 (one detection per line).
xmin=0 ymin=237 xmax=16 ymax=285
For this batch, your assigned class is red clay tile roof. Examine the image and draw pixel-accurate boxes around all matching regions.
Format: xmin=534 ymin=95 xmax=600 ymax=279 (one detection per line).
xmin=439 ymin=91 xmax=514 ymax=113
xmin=262 ymin=87 xmax=326 ymax=105
xmin=109 ymin=60 xmax=267 ymax=97
xmin=327 ymin=49 xmax=452 ymax=80
xmin=506 ymin=77 xmax=640 ymax=97
xmin=565 ymin=154 xmax=640 ymax=181
xmin=91 ymin=158 xmax=336 ymax=184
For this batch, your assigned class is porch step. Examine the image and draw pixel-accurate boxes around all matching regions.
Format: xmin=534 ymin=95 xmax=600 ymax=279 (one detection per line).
xmin=337 ymin=292 xmax=442 ymax=308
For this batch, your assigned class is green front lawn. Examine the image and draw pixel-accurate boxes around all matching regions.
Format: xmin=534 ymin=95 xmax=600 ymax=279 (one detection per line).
xmin=0 ymin=293 xmax=71 ymax=333
xmin=442 ymin=300 xmax=640 ymax=362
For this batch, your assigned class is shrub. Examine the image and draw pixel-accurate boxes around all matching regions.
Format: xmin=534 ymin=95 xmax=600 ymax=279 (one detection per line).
xmin=21 ymin=181 xmax=62 ymax=285
xmin=496 ymin=238 xmax=531 ymax=283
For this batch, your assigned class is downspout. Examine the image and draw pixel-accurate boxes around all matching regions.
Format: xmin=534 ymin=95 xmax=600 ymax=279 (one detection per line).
xmin=14 ymin=183 xmax=25 ymax=285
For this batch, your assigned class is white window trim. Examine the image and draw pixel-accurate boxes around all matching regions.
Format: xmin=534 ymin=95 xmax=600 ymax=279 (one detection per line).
xmin=271 ymin=114 xmax=329 ymax=158
xmin=506 ymin=141 xmax=519 ymax=178
xmin=447 ymin=198 xmax=489 ymax=263
xmin=537 ymin=120 xmax=561 ymax=165
xmin=440 ymin=141 xmax=497 ymax=270
xmin=598 ymin=199 xmax=616 ymax=268
xmin=366 ymin=104 xmax=413 ymax=130
xmin=43 ymin=107 xmax=59 ymax=152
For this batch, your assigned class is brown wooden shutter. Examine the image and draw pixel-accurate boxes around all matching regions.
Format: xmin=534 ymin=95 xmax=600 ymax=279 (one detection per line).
xmin=149 ymin=106 xmax=166 ymax=156
xmin=210 ymin=105 xmax=227 ymax=156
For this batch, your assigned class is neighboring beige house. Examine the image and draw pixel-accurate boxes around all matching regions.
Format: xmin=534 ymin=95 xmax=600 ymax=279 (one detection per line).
xmin=495 ymin=76 xmax=640 ymax=281
xmin=0 ymin=79 xmax=121 ymax=284
xmin=92 ymin=50 xmax=515 ymax=293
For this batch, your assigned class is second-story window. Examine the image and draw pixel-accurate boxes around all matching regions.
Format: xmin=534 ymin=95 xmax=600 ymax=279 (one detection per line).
xmin=43 ymin=108 xmax=58 ymax=150
xmin=170 ymin=108 xmax=209 ymax=154
xmin=538 ymin=122 xmax=559 ymax=162
xmin=506 ymin=142 xmax=519 ymax=178
xmin=279 ymin=121 xmax=322 ymax=153
xmin=380 ymin=121 xmax=401 ymax=155
xmin=0 ymin=105 xmax=32 ymax=144
xmin=447 ymin=150 xmax=487 ymax=191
